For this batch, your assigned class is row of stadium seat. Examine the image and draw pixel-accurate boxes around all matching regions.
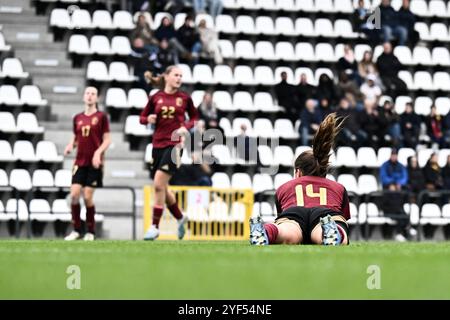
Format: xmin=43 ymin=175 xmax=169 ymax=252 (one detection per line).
xmin=86 ymin=61 xmax=137 ymax=82
xmin=50 ymin=9 xmax=134 ymax=30
xmin=0 ymin=112 xmax=44 ymax=134
xmin=0 ymin=140 xmax=63 ymax=163
xmin=68 ymin=35 xmax=131 ymax=56
xmin=0 ymin=85 xmax=48 ymax=107
xmin=0 ymin=168 xmax=71 ymax=191
xmin=0 ymin=58 xmax=29 ymax=79
xmin=0 ymin=32 xmax=11 ymax=52
xmin=0 ymin=198 xmax=103 ymax=223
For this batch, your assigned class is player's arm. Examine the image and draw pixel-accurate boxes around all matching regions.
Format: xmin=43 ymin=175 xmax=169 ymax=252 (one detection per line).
xmin=181 ymin=97 xmax=200 ymax=131
xmin=275 ymin=190 xmax=283 ymax=214
xmin=64 ymin=134 xmax=77 ymax=156
xmin=341 ymin=188 xmax=351 ymax=220
xmin=92 ymin=132 xmax=111 ymax=169
xmin=139 ymin=96 xmax=156 ymax=125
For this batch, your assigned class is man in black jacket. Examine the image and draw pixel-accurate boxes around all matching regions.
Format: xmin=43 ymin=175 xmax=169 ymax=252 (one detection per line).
xmin=376 ymin=42 xmax=408 ymax=98
xmin=379 ymin=0 xmax=408 ymax=45
xmin=275 ymin=72 xmax=299 ymax=121
xmin=397 ymin=0 xmax=418 ymax=46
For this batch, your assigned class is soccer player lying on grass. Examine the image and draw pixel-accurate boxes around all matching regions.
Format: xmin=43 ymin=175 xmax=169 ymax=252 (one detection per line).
xmin=250 ymin=113 xmax=350 ymax=246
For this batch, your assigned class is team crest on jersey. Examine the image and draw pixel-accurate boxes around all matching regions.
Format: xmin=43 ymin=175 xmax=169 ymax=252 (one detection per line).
xmin=176 ymin=97 xmax=183 ymax=107
xmin=158 ymin=98 xmax=164 ymax=104
xmin=91 ymin=117 xmax=99 ymax=125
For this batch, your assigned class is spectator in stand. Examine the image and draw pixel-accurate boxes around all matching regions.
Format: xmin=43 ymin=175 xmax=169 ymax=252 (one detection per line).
xmin=423 ymin=153 xmax=443 ymax=191
xmin=376 ymin=42 xmax=407 ymax=98
xmin=360 ymin=74 xmax=382 ymax=109
xmin=397 ymin=0 xmax=418 ymax=46
xmin=442 ymin=155 xmax=450 ymax=190
xmin=295 ymin=73 xmax=316 ymax=113
xmin=353 ymin=0 xmax=379 ymax=46
xmin=275 ymin=72 xmax=298 ymax=121
xmin=170 ymin=152 xmax=213 ymax=186
xmin=153 ymin=38 xmax=178 ymax=74
xmin=407 ymin=156 xmax=425 ymax=198
xmin=337 ymin=44 xmax=361 ymax=85
xmin=379 ymin=100 xmax=401 ymax=147
xmin=157 ymin=0 xmax=186 ymax=15
xmin=198 ymin=92 xmax=222 ymax=132
xmin=358 ymin=50 xmax=380 ymax=84
xmin=154 ymin=16 xmax=177 ymax=43
xmin=197 ymin=19 xmax=223 ymax=64
xmin=379 ymin=0 xmax=408 ymax=46
xmin=176 ymin=15 xmax=202 ymax=65
xmin=193 ymin=0 xmax=223 ymax=18
xmin=299 ymin=99 xmax=322 ymax=146
xmin=336 ymin=97 xmax=367 ymax=148
xmin=337 ymin=71 xmax=364 ymax=111
xmin=400 ymin=102 xmax=421 ymax=148
xmin=360 ymin=100 xmax=384 ymax=147
xmin=315 ymin=73 xmax=338 ymax=106
xmin=236 ymin=123 xmax=256 ymax=163
xmin=380 ymin=149 xmax=408 ymax=190
xmin=130 ymin=13 xmax=159 ymax=54
xmin=426 ymin=106 xmax=445 ymax=148
xmin=130 ymin=37 xmax=154 ymax=89
xmin=318 ymin=98 xmax=334 ymax=119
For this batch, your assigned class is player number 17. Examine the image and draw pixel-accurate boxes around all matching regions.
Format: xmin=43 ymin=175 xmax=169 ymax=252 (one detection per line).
xmin=295 ymin=184 xmax=327 ymax=206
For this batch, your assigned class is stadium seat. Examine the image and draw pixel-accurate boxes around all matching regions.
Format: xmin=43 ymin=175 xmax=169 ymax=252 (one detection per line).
xmin=0 ymin=140 xmax=15 ymax=161
xmin=86 ymin=61 xmax=109 ymax=81
xmin=217 ymin=40 xmax=234 ymax=59
xmin=211 ymin=145 xmax=235 ymax=165
xmin=10 ymin=169 xmax=32 ymax=191
xmin=20 ymin=85 xmax=47 ymax=106
xmin=36 ymin=141 xmax=63 ymax=162
xmin=295 ymin=146 xmax=312 ymax=158
xmin=29 ymin=199 xmax=55 ymax=222
xmin=435 ymin=97 xmax=450 ymax=116
xmin=51 ymin=199 xmax=72 ymax=221
xmin=213 ymin=65 xmax=236 ymax=85
xmin=152 ymin=12 xmax=173 ymax=30
xmin=410 ymin=0 xmax=430 ymax=17
xmin=32 ymin=169 xmax=54 ymax=188
xmin=233 ymin=91 xmax=256 ymax=112
xmin=358 ymin=174 xmax=379 ymax=195
xmin=394 ymin=96 xmax=412 ymax=114
xmin=232 ymin=118 xmax=253 ymax=136
xmin=315 ymin=18 xmax=335 ymax=37
xmin=215 ymin=15 xmax=236 ymax=34
xmin=336 ymin=147 xmax=359 ymax=167
xmin=92 ymin=10 xmax=114 ymax=29
xmin=315 ymin=0 xmax=335 ymax=12
xmin=231 ymin=173 xmax=252 ymax=189
xmin=412 ymin=46 xmax=433 ymax=66
xmin=235 ymin=40 xmax=255 ymax=60
xmin=421 ymin=204 xmax=446 ymax=225
xmin=235 ymin=15 xmax=257 ymax=34
xmin=70 ymin=9 xmax=93 ymax=29
xmin=213 ymin=91 xmax=236 ymax=111
xmin=254 ymin=66 xmax=275 ymax=85
xmin=254 ymin=92 xmax=279 ymax=113
xmin=91 ymin=36 xmax=115 ymax=55
xmin=429 ymin=0 xmax=449 ymax=18
xmin=109 ymin=62 xmax=135 ymax=82
xmin=398 ymin=71 xmax=414 ymax=90
xmin=274 ymin=173 xmax=292 ymax=189
xmin=274 ymin=67 xmax=295 ymax=84
xmin=0 ymin=32 xmax=11 ymax=51
xmin=255 ymin=16 xmax=277 ymax=35
xmin=315 ymin=43 xmax=336 ymax=62
xmin=128 ymin=88 xmax=148 ymax=109
xmin=394 ymin=46 xmax=413 ymax=65
xmin=414 ymin=96 xmax=433 ymax=116
xmin=144 ymin=144 xmax=152 ymax=163
xmin=334 ymin=19 xmax=358 ymax=38
xmin=275 ymin=42 xmax=296 ymax=61
xmin=111 ymin=36 xmax=131 ymax=55
xmin=295 ymin=18 xmax=316 ymax=37
xmin=275 ymin=17 xmax=297 ymax=36
xmin=337 ymin=174 xmax=358 ymax=194
xmin=234 ymin=65 xmax=256 ymax=85
xmin=0 ymin=112 xmax=18 ymax=133
xmin=433 ymin=72 xmax=450 ymax=91
xmin=17 ymin=113 xmax=44 ymax=134
xmin=274 ymin=146 xmax=294 ymax=167
xmin=253 ymin=118 xmax=276 ymax=138
xmin=432 ymin=47 xmax=450 ymax=66
xmin=429 ymin=23 xmax=449 ymax=41
xmin=54 ymin=169 xmax=71 ymax=188
xmin=219 ymin=118 xmax=232 ymax=136
xmin=211 ymin=172 xmax=231 ymax=189
xmin=417 ymin=148 xmax=435 ymax=168
xmin=113 ymin=11 xmax=135 ymax=30
xmin=177 ymin=64 xmax=193 ymax=84
xmin=106 ymin=88 xmax=128 ymax=108
xmin=13 ymin=140 xmax=38 ymax=162
xmin=0 ymin=169 xmax=8 ymax=186
xmin=68 ymin=34 xmax=91 ymax=54
xmin=295 ymin=43 xmax=316 ymax=62
xmin=125 ymin=115 xmax=152 ymax=136
xmin=257 ymin=145 xmax=274 ymax=166
xmin=50 ymin=8 xmax=71 ymax=28
xmin=255 ymin=41 xmax=276 ymax=60
xmin=252 ymin=174 xmax=274 ymax=194
xmin=276 ymin=0 xmax=296 ymax=11
xmin=354 ymin=44 xmax=372 ymax=61
xmin=397 ymin=148 xmax=416 ymax=166
xmin=193 ymin=64 xmax=215 ymax=84
xmin=0 ymin=85 xmax=21 ymax=105
xmin=297 ymin=0 xmax=316 ymax=13
xmin=414 ymin=71 xmax=434 ymax=91
xmin=357 ymin=147 xmax=378 ymax=168
xmin=190 ymin=90 xmax=205 ymax=108
xmin=438 ymin=149 xmax=450 ymax=167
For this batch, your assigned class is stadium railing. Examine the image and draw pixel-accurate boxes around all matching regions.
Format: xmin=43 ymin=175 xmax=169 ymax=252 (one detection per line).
xmin=143 ymin=185 xmax=253 ymax=241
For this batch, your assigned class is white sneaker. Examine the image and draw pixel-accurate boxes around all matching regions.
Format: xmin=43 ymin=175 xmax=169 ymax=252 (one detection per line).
xmin=64 ymin=231 xmax=81 ymax=241
xmin=144 ymin=225 xmax=160 ymax=241
xmin=395 ymin=233 xmax=407 ymax=242
xmin=177 ymin=215 xmax=188 ymax=240
xmin=409 ymin=228 xmax=418 ymax=237
xmin=83 ymin=232 xmax=95 ymax=241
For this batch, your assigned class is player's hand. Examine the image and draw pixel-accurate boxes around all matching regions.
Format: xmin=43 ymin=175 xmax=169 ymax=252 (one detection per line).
xmin=92 ymin=151 xmax=102 ymax=169
xmin=176 ymin=126 xmax=189 ymax=136
xmin=147 ymin=114 xmax=157 ymax=124
xmin=64 ymin=143 xmax=73 ymax=156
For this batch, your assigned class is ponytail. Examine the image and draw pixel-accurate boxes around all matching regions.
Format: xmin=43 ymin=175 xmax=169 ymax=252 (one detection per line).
xmin=144 ymin=65 xmax=178 ymax=90
xmin=294 ymin=113 xmax=344 ymax=177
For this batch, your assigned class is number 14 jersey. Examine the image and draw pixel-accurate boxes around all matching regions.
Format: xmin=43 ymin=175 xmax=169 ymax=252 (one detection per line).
xmin=275 ymin=176 xmax=350 ymax=220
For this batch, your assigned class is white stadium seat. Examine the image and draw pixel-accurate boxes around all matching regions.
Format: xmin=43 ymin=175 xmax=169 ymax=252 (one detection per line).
xmin=0 ymin=140 xmax=15 ymax=161
xmin=211 ymin=172 xmax=231 ymax=189
xmin=32 ymin=170 xmax=54 ymax=187
xmin=68 ymin=34 xmax=91 ymax=54
xmin=231 ymin=173 xmax=252 ymax=189
xmin=128 ymin=88 xmax=148 ymax=109
xmin=125 ymin=115 xmax=152 ymax=136
xmin=2 ymin=58 xmax=28 ymax=78
xmin=92 ymin=10 xmax=114 ymax=29
xmin=14 ymin=140 xmax=37 ymax=162
xmin=252 ymin=174 xmax=274 ymax=194
xmin=10 ymin=169 xmax=32 ymax=191
xmin=111 ymin=36 xmax=131 ymax=55
xmin=0 ymin=169 xmax=8 ymax=186
xmin=109 ymin=62 xmax=135 ymax=82
xmin=106 ymin=88 xmax=128 ymax=108
xmin=0 ymin=112 xmax=18 ymax=133
xmin=36 ymin=141 xmax=63 ymax=162
xmin=54 ymin=169 xmax=72 ymax=188
xmin=29 ymin=199 xmax=54 ymax=222
xmin=113 ymin=11 xmax=135 ymax=30
xmin=17 ymin=113 xmax=44 ymax=134
xmin=20 ymin=85 xmax=47 ymax=106
xmin=70 ymin=9 xmax=93 ymax=29
xmin=255 ymin=16 xmax=277 ymax=35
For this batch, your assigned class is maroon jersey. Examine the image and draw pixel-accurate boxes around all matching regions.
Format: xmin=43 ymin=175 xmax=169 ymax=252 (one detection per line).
xmin=139 ymin=90 xmax=199 ymax=148
xmin=73 ymin=111 xmax=110 ymax=167
xmin=276 ymin=176 xmax=350 ymax=220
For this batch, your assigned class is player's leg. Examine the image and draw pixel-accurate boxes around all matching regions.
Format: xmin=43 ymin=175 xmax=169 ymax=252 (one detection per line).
xmin=65 ymin=183 xmax=83 ymax=240
xmin=273 ymin=220 xmax=303 ymax=244
xmin=250 ymin=218 xmax=303 ymax=245
xmin=144 ymin=169 xmax=171 ymax=240
xmin=82 ymin=187 xmax=96 ymax=241
xmin=310 ymin=215 xmax=349 ymax=246
xmin=165 ymin=188 xmax=188 ymax=239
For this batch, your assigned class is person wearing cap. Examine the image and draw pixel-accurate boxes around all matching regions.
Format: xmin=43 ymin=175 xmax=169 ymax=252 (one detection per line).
xmin=360 ymin=73 xmax=382 ymax=109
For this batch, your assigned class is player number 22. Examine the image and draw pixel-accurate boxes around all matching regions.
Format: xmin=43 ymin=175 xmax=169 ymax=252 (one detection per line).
xmin=295 ymin=184 xmax=327 ymax=206
xmin=161 ymin=106 xmax=175 ymax=119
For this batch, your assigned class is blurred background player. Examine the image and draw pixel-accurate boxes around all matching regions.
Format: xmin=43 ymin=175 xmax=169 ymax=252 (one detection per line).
xmin=140 ymin=66 xmax=199 ymax=240
xmin=250 ymin=114 xmax=350 ymax=246
xmin=63 ymin=87 xmax=111 ymax=241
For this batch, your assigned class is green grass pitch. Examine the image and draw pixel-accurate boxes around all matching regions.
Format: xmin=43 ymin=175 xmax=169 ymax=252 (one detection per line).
xmin=1 ymin=241 xmax=449 ymax=299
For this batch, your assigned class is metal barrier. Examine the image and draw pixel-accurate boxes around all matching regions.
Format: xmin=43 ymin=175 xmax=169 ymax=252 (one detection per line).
xmin=143 ymin=186 xmax=254 ymax=241
xmin=1 ymin=186 xmax=137 ymax=240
